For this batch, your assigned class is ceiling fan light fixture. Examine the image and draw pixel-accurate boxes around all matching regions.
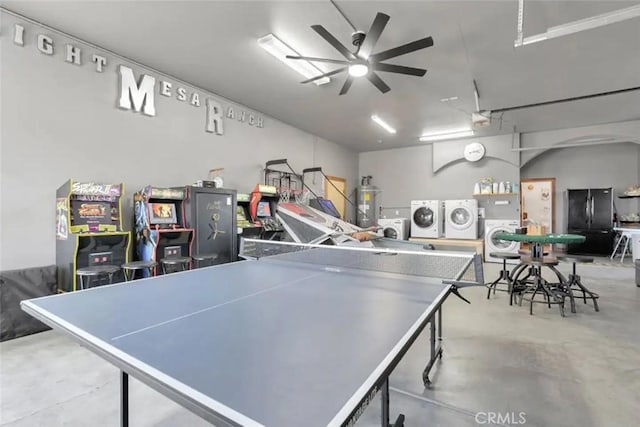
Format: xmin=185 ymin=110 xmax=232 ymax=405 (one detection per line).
xmin=257 ymin=34 xmax=330 ymax=85
xmin=419 ymin=128 xmax=474 ymax=142
xmin=348 ymin=63 xmax=369 ymax=77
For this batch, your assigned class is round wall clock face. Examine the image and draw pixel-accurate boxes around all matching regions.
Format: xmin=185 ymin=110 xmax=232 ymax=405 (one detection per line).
xmin=464 ymin=142 xmax=485 ymax=162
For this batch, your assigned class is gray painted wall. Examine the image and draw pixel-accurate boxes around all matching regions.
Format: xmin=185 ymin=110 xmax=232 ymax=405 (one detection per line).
xmin=0 ymin=13 xmax=358 ymax=270
xmin=359 ymin=132 xmax=640 ymax=238
xmin=358 ymin=138 xmax=521 ymax=229
xmin=520 ymin=120 xmax=640 ymax=167
xmin=521 ymin=142 xmax=640 ymax=233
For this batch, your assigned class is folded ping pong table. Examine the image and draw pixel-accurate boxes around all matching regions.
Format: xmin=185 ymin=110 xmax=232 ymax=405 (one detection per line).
xmin=22 ymin=239 xmax=482 ymax=427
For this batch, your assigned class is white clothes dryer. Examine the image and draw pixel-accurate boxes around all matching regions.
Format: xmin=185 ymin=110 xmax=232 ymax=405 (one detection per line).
xmin=444 ymin=199 xmax=478 ymax=239
xmin=484 ymin=219 xmax=521 ymax=263
xmin=377 ymin=218 xmax=410 ymax=240
xmin=410 ymin=200 xmax=443 ymax=238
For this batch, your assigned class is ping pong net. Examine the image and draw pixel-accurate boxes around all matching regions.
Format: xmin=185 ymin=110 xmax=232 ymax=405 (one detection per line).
xmin=239 ymin=238 xmax=483 ymax=284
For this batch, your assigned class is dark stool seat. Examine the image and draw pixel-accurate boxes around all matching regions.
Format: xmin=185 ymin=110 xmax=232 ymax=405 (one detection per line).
xmin=121 ymin=261 xmax=158 ymax=281
xmin=76 ymin=265 xmax=121 ymax=290
xmin=518 ymin=249 xmax=550 ymax=256
xmin=519 ymin=256 xmax=559 ymax=266
xmin=491 ymin=252 xmax=521 ymax=260
xmin=160 ymin=256 xmax=192 ymax=274
xmin=485 ymin=252 xmax=522 ymax=300
xmin=558 ymin=255 xmax=599 ymax=312
xmin=192 ymin=253 xmax=218 ymax=268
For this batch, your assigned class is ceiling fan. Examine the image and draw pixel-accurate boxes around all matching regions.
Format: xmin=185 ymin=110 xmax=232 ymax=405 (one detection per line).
xmin=286 ymin=12 xmax=434 ymax=95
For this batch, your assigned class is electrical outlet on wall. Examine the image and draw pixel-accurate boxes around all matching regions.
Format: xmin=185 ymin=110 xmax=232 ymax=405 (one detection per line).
xmin=478 ymin=207 xmax=486 ymax=218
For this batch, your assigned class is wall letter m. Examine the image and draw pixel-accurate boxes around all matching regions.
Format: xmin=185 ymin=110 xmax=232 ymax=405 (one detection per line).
xmin=118 ymin=65 xmax=156 ymax=116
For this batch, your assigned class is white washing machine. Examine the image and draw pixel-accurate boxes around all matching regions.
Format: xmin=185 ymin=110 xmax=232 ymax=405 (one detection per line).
xmin=410 ymin=200 xmax=443 ymax=238
xmin=444 ymin=199 xmax=478 ymax=239
xmin=485 ymin=219 xmax=521 ymax=263
xmin=377 ymin=218 xmax=410 ymax=240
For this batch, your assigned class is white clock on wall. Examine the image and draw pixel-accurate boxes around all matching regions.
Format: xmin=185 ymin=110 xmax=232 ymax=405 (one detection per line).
xmin=463 ymin=142 xmax=486 ymax=162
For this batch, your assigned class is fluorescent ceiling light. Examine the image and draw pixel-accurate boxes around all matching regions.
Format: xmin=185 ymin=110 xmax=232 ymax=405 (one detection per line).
xmin=516 ymin=4 xmax=640 ymax=47
xmin=348 ymin=64 xmax=369 ymax=77
xmin=371 ymin=115 xmax=396 ymax=134
xmin=257 ymin=34 xmax=330 ymax=85
xmin=419 ymin=128 xmax=474 ymax=142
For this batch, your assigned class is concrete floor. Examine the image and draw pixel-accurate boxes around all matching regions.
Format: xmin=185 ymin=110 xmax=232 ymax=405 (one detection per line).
xmin=1 ymin=262 xmax=639 ymax=426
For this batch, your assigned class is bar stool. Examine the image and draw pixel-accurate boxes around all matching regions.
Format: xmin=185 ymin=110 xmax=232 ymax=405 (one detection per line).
xmin=160 ymin=256 xmax=192 ymax=274
xmin=121 ymin=260 xmax=158 ymax=281
xmin=192 ymin=253 xmax=218 ymax=269
xmin=511 ymin=249 xmax=552 ymax=298
xmin=76 ymin=265 xmax=121 ymax=290
xmin=485 ymin=252 xmax=521 ymax=299
xmin=557 ymin=255 xmax=599 ymax=312
xmin=515 ymin=256 xmax=568 ymax=316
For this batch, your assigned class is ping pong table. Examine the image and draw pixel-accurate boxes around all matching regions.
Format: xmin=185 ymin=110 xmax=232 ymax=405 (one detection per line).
xmin=21 ymin=239 xmax=483 ymax=427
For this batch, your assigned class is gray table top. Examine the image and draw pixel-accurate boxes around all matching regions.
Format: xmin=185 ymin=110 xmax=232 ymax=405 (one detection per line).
xmin=22 ymin=257 xmax=452 ymax=427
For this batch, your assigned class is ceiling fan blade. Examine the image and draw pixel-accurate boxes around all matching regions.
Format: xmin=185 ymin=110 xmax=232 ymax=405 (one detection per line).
xmin=367 ymin=72 xmax=391 ymax=94
xmin=285 ymin=55 xmax=350 ymax=65
xmin=339 ymin=76 xmax=354 ymax=95
xmin=301 ymin=67 xmax=347 ymax=84
xmin=372 ymin=63 xmax=427 ymax=76
xmin=311 ymin=25 xmax=356 ymax=60
xmin=358 ymin=12 xmax=390 ymax=59
xmin=370 ymin=36 xmax=434 ymax=62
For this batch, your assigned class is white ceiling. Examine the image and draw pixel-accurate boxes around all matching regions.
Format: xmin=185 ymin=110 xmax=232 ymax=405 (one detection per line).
xmin=2 ymin=0 xmax=639 ymax=152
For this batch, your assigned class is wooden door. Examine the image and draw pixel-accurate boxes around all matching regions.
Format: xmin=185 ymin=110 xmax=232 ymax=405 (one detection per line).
xmin=521 ymin=177 xmax=556 ymax=252
xmin=520 ymin=178 xmax=556 ymax=233
xmin=325 ymin=176 xmax=347 ymax=220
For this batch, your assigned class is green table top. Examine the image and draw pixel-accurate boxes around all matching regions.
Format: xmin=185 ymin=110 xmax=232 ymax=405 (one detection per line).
xmin=494 ymin=232 xmax=586 ymax=244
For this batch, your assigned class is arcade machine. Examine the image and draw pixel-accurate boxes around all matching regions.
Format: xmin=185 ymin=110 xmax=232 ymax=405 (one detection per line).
xmin=184 ymin=185 xmax=237 ymax=264
xmin=134 ymin=186 xmax=194 ymax=273
xmin=249 ymin=184 xmax=285 ymax=240
xmin=56 ymin=180 xmax=131 ymax=292
xmin=237 ymin=192 xmax=263 ymax=248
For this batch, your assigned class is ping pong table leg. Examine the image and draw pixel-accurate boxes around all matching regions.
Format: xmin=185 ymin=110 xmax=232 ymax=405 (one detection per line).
xmin=121 ymin=371 xmax=129 ymax=427
xmin=381 ymin=379 xmax=405 ymax=427
xmin=438 ymin=307 xmax=443 ymax=358
xmin=422 ymin=309 xmax=444 ymax=387
xmin=381 ymin=378 xmax=389 ymax=426
xmin=429 ymin=316 xmax=436 ymax=372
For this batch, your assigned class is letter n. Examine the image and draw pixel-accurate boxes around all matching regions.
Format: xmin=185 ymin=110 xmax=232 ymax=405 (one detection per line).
xmin=118 ymin=65 xmax=156 ymax=116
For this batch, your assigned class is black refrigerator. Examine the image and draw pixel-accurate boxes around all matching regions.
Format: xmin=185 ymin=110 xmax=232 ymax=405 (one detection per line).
xmin=567 ymin=188 xmax=615 ymax=255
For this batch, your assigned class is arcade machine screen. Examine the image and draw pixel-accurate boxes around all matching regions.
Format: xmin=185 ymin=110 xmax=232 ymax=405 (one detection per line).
xmin=71 ymin=201 xmax=113 ymax=230
xmin=257 ymin=201 xmax=272 ymax=218
xmin=149 ymin=202 xmax=178 ymax=225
